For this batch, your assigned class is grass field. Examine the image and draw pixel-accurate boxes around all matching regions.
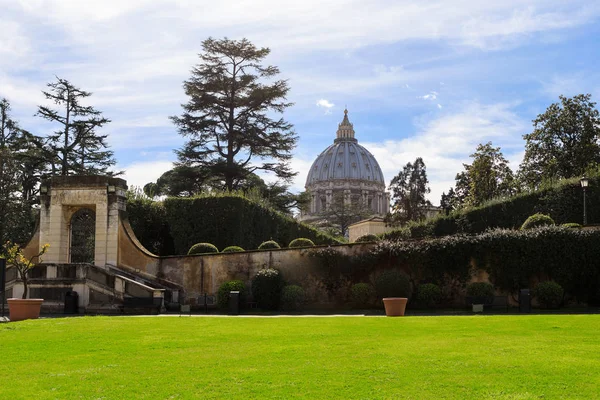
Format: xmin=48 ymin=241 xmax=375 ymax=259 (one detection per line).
xmin=1 ymin=315 xmax=599 ymax=399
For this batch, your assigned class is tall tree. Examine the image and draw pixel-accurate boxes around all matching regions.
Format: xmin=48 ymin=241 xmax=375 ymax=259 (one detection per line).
xmin=388 ymin=157 xmax=431 ymax=225
xmin=318 ymin=192 xmax=370 ymax=238
xmin=463 ymin=142 xmax=515 ymax=206
xmin=519 ymin=94 xmax=600 ymax=189
xmin=0 ymin=98 xmax=38 ymax=244
xmin=171 ymin=37 xmax=298 ymax=192
xmin=36 ymin=77 xmax=113 ymax=176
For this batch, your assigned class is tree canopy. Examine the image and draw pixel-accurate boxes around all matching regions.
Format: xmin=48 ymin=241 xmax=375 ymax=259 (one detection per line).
xmin=519 ymin=94 xmax=600 ymax=189
xmin=172 ymin=37 xmax=298 ymax=192
xmin=388 ymin=157 xmax=431 ymax=224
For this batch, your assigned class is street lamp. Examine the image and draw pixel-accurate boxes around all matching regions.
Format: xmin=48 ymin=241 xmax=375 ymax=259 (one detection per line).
xmin=580 ymin=176 xmax=589 ymax=225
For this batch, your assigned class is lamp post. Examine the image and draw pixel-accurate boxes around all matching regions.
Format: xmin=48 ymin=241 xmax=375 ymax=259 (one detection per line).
xmin=580 ymin=176 xmax=589 ymax=226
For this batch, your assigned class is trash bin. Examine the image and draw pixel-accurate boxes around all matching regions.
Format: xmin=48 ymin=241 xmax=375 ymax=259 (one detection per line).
xmin=519 ymin=289 xmax=531 ymax=313
xmin=229 ymin=291 xmax=240 ymax=315
xmin=64 ymin=290 xmax=79 ymax=314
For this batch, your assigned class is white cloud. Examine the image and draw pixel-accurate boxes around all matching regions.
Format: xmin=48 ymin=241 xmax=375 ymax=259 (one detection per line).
xmin=363 ymin=101 xmax=527 ymax=204
xmin=316 ymin=99 xmax=334 ymax=109
xmin=120 ymin=160 xmax=174 ymax=190
xmin=420 ymin=91 xmax=439 ymax=100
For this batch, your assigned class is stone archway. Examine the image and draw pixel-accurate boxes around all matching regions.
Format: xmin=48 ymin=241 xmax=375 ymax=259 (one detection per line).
xmin=70 ymin=208 xmax=96 ymax=263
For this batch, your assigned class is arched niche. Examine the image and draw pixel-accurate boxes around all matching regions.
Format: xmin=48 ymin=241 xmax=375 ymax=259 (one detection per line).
xmin=70 ymin=208 xmax=96 ymax=264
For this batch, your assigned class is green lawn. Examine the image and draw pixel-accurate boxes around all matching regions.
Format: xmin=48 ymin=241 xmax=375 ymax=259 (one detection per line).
xmin=1 ymin=315 xmax=599 ymax=399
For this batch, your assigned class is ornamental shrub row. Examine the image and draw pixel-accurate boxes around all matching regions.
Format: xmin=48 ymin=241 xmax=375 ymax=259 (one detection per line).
xmin=381 ymin=174 xmax=600 ymax=240
xmin=128 ymin=194 xmax=340 ymax=255
xmin=372 ymin=226 xmax=600 ymax=304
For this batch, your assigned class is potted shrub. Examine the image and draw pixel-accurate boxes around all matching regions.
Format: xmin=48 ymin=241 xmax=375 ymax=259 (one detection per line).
xmin=534 ymin=281 xmax=564 ymax=309
xmin=3 ymin=242 xmax=49 ymax=322
xmin=466 ymin=282 xmax=495 ymax=311
xmin=375 ymin=270 xmax=411 ymax=316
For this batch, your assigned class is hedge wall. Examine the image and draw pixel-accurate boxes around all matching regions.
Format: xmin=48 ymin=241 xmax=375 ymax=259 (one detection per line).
xmin=382 ymin=175 xmax=600 ymax=240
xmin=127 ymin=194 xmax=340 ymax=255
xmin=372 ymin=226 xmax=600 ymax=304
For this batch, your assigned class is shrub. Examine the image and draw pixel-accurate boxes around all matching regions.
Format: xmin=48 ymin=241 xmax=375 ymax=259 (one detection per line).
xmin=258 ymin=240 xmax=281 ymax=250
xmin=288 ymin=238 xmax=315 ymax=248
xmin=350 ymin=283 xmax=376 ymax=308
xmin=252 ymin=268 xmax=285 ymax=310
xmin=355 ymin=234 xmax=379 ymax=243
xmin=561 ymin=222 xmax=582 ymax=229
xmin=466 ymin=282 xmax=495 ymax=304
xmin=520 ymin=213 xmax=555 ymax=230
xmin=187 ymin=242 xmax=219 ymax=255
xmin=217 ymin=280 xmax=246 ymax=309
xmin=280 ymin=285 xmax=305 ymax=311
xmin=375 ymin=270 xmax=411 ymax=299
xmin=416 ymin=283 xmax=442 ymax=307
xmin=534 ymin=281 xmax=564 ymax=308
xmin=222 ymin=246 xmax=244 ymax=253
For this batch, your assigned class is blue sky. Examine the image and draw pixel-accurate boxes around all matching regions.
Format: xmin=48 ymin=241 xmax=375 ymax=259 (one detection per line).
xmin=2 ymin=1 xmax=600 ymax=204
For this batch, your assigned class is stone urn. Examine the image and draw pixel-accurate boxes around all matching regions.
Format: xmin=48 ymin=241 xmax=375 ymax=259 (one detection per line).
xmin=383 ymin=297 xmax=408 ymax=317
xmin=7 ymin=298 xmax=44 ymax=322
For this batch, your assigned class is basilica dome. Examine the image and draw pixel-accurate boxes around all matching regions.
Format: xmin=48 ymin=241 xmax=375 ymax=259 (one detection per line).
xmin=302 ymin=109 xmax=389 ymax=219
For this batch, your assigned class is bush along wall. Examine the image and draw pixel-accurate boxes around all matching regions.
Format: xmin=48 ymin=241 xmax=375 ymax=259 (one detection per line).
xmin=128 ymin=194 xmax=340 ymax=255
xmin=372 ymin=226 xmax=600 ymax=305
xmin=381 ymin=175 xmax=600 ymax=240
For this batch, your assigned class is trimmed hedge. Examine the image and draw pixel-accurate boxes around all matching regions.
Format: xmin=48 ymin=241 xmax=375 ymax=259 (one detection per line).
xmin=258 ymin=240 xmax=281 ymax=250
xmin=534 ymin=281 xmax=564 ymax=308
xmin=416 ymin=283 xmax=441 ymax=307
xmin=252 ymin=268 xmax=285 ymax=310
xmin=562 ymin=222 xmax=582 ymax=229
xmin=521 ymin=213 xmax=555 ymax=230
xmin=127 ymin=194 xmax=340 ymax=255
xmin=280 ymin=285 xmax=305 ymax=311
xmin=355 ymin=234 xmax=379 ymax=243
xmin=381 ymin=175 xmax=598 ymax=240
xmin=372 ymin=226 xmax=600 ymax=304
xmin=222 ymin=246 xmax=244 ymax=253
xmin=375 ymin=270 xmax=411 ymax=299
xmin=350 ymin=283 xmax=376 ymax=308
xmin=288 ymin=238 xmax=315 ymax=248
xmin=188 ymin=243 xmax=219 ymax=255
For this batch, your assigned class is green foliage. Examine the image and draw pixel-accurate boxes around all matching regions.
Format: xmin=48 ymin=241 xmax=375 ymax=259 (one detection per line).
xmin=188 ymin=242 xmax=219 ymax=255
xmin=280 ymin=285 xmax=305 ymax=311
xmin=381 ymin=174 xmax=600 ymax=240
xmin=222 ymin=246 xmax=244 ymax=253
xmin=521 ymin=213 xmax=555 ymax=230
xmin=252 ymin=268 xmax=285 ymax=310
xmin=258 ymin=240 xmax=281 ymax=250
xmin=126 ymin=194 xmax=339 ymax=255
xmin=217 ymin=280 xmax=246 ymax=309
xmin=466 ymin=282 xmax=495 ymax=303
xmin=355 ymin=234 xmax=379 ymax=243
xmin=288 ymin=238 xmax=315 ymax=248
xmin=416 ymin=283 xmax=442 ymax=307
xmin=534 ymin=281 xmax=564 ymax=309
xmin=350 ymin=283 xmax=376 ymax=308
xmin=375 ymin=270 xmax=411 ymax=299
xmin=388 ymin=157 xmax=431 ymax=224
xmin=561 ymin=223 xmax=582 ymax=229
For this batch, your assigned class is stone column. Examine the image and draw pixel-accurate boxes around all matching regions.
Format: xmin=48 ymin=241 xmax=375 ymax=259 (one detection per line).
xmin=326 ymin=190 xmax=332 ymax=210
xmin=344 ymin=189 xmax=351 ymax=206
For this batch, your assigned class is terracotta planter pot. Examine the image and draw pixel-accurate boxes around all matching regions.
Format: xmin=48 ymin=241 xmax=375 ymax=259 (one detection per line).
xmin=7 ymin=298 xmax=44 ymax=322
xmin=383 ymin=297 xmax=408 ymax=316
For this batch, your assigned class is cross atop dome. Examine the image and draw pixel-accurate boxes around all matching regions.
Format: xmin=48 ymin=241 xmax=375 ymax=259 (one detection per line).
xmin=336 ymin=108 xmax=356 ymax=142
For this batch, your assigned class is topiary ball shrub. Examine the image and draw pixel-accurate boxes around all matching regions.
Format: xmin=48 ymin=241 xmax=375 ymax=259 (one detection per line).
xmin=350 ymin=283 xmax=376 ymax=308
xmin=252 ymin=268 xmax=285 ymax=310
xmin=288 ymin=238 xmax=315 ymax=248
xmin=280 ymin=285 xmax=305 ymax=311
xmin=466 ymin=282 xmax=495 ymax=304
xmin=416 ymin=283 xmax=442 ymax=307
xmin=355 ymin=234 xmax=379 ymax=243
xmin=187 ymin=242 xmax=219 ymax=255
xmin=375 ymin=270 xmax=411 ymax=299
xmin=258 ymin=240 xmax=281 ymax=250
xmin=520 ymin=213 xmax=555 ymax=230
xmin=217 ymin=280 xmax=246 ymax=309
xmin=561 ymin=222 xmax=582 ymax=229
xmin=222 ymin=246 xmax=244 ymax=253
xmin=534 ymin=281 xmax=564 ymax=309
